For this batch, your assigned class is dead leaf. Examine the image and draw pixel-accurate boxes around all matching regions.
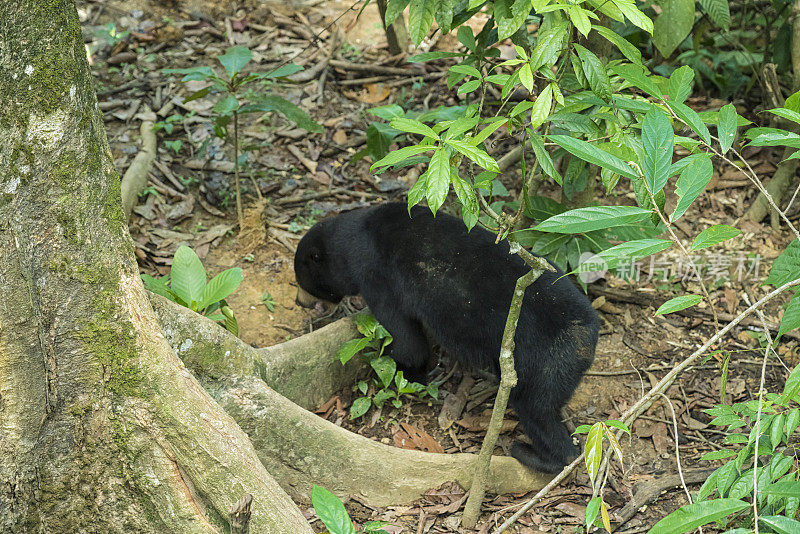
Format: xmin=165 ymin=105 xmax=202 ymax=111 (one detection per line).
xmin=393 ymin=422 xmax=444 ymax=453
xmin=344 ymin=83 xmax=391 ymax=104
xmin=651 ymin=422 xmax=670 ymax=455
xmin=332 ymin=129 xmax=348 ymax=145
xmin=555 ymin=502 xmax=586 ymax=522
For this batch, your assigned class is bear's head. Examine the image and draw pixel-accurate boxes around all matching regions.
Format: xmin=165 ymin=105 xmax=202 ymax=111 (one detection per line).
xmin=294 ymin=219 xmax=351 ymax=307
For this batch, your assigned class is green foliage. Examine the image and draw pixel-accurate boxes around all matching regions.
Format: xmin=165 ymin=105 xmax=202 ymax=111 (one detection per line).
xmin=338 ymin=314 xmax=438 ymax=419
xmin=141 ymin=245 xmax=242 ymax=335
xmin=311 ymin=485 xmax=391 ymax=534
xmin=260 ymin=292 xmax=276 ymax=312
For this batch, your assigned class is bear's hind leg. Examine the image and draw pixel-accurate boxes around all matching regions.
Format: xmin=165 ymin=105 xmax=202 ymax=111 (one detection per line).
xmin=367 ymin=304 xmax=431 ymax=383
xmin=510 ymin=399 xmax=577 ymax=473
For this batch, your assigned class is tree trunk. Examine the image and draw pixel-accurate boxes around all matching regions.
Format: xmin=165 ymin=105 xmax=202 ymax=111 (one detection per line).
xmin=0 ymin=2 xmax=311 ymax=532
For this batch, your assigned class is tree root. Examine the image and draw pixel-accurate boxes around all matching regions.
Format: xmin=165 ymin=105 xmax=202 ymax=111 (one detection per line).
xmin=120 ymin=112 xmax=157 ymax=220
xmin=150 ymin=293 xmax=366 ymax=410
xmin=150 ymin=294 xmax=552 ymax=507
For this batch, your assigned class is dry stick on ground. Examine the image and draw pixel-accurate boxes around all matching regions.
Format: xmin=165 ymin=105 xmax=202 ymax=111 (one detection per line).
xmin=461 ymin=266 xmax=545 ymax=529
xmin=120 ymin=111 xmax=156 ymax=219
xmin=494 ymin=276 xmax=800 ymax=533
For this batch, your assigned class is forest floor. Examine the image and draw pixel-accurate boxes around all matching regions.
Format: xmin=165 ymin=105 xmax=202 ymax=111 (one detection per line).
xmin=81 ymin=0 xmax=800 ymax=532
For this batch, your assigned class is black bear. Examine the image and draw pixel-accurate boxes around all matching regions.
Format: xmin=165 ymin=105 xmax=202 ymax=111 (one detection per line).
xmin=294 ymin=203 xmax=598 ymax=472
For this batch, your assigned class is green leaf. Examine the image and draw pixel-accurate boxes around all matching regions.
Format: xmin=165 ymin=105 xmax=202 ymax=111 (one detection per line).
xmin=451 ymin=173 xmax=478 ymax=230
xmin=371 ymin=356 xmax=397 ymax=388
xmin=574 ymin=44 xmax=612 ymax=102
xmin=241 ymin=95 xmax=322 ymax=133
xmin=529 ymin=133 xmax=562 ymax=185
xmin=589 ymin=238 xmax=672 ymax=271
xmin=141 ymin=274 xmax=179 ymax=303
xmin=656 ymin=295 xmax=703 ymax=315
xmin=530 ymin=23 xmax=568 ymax=72
xmin=549 ymin=135 xmax=637 ymax=179
xmin=338 ymin=338 xmax=370 ymax=364
xmin=385 ymin=0 xmax=410 ymax=25
xmin=407 ymin=169 xmax=429 ymax=211
xmin=170 ymin=245 xmax=207 ymax=308
xmin=408 ymin=50 xmax=463 ymax=62
xmin=611 ymin=64 xmax=663 ymax=100
xmin=670 ymin=101 xmax=712 ymax=146
xmin=585 ymin=497 xmax=601 ymax=530
xmin=717 ymin=103 xmax=737 ymax=154
xmin=691 ymin=225 xmax=741 ymax=251
xmin=698 ymin=0 xmax=730 ymax=29
xmin=262 ymin=63 xmax=303 ymax=78
xmin=672 ymin=153 xmax=712 ymax=221
xmin=446 ymin=139 xmax=500 ymax=172
xmin=535 ymin=206 xmax=652 ymax=233
xmin=371 ymin=145 xmax=434 ymax=170
xmin=787 ymin=90 xmax=800 ymax=113
xmin=763 ymin=480 xmax=800 ymax=497
xmin=426 ymin=148 xmax=451 ymax=213
xmin=530 ymin=83 xmax=554 ymax=130
xmin=434 ymin=0 xmax=454 ymax=33
xmin=495 ymin=0 xmax=531 ymax=41
xmin=699 ymin=449 xmax=736 ymax=461
xmin=389 ymin=117 xmax=438 ymax=139
xmin=779 ymin=291 xmax=800 ymax=337
xmin=604 ymin=420 xmax=631 ymax=434
xmin=592 ymin=25 xmax=643 ymax=65
xmin=457 ymin=79 xmax=481 ymax=94
xmin=163 ymin=66 xmax=215 ymax=82
xmin=759 ymin=515 xmax=800 ymax=534
xmin=184 ymin=86 xmax=211 ymax=103
xmin=768 ymin=107 xmax=800 ymax=126
xmin=613 ymin=0 xmax=654 ymax=33
xmin=449 ymin=64 xmax=482 ymax=78
xmin=197 ymin=268 xmax=243 ymax=311
xmin=518 ymin=63 xmax=534 ymax=93
xmin=312 ymin=485 xmax=356 ymax=534
xmin=409 ymin=0 xmax=436 ymax=45
xmin=646 ymin=499 xmax=749 ymax=534
xmin=668 ymin=66 xmax=694 ymax=104
xmin=652 ymin=0 xmax=694 ymax=57
xmin=472 ymin=118 xmax=508 ymax=145
xmin=567 ymin=5 xmax=592 ymax=37
xmin=213 ymin=94 xmax=239 ymax=115
xmin=642 ymin=108 xmax=674 ymax=195
xmin=585 ymin=422 xmax=603 ymax=484
xmin=218 ymin=46 xmax=252 ymax=79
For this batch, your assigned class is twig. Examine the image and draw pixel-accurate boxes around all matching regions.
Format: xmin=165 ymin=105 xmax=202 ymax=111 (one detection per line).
xmin=494 ymin=277 xmax=800 ymax=533
xmin=660 ymin=393 xmax=696 ymax=519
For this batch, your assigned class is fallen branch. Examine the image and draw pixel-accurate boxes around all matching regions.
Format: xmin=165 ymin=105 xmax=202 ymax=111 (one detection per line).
xmin=120 ymin=111 xmax=157 ymax=220
xmin=494 ymin=277 xmax=800 ymax=533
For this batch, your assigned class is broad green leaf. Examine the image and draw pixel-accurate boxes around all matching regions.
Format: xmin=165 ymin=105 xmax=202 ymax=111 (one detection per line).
xmin=241 ymin=95 xmax=322 ymax=132
xmin=390 ymin=117 xmax=438 ymax=139
xmin=262 ymin=63 xmax=303 ymax=78
xmin=668 ymin=66 xmax=694 ymax=104
xmin=585 ymin=422 xmax=603 ymax=484
xmin=764 ymin=239 xmax=800 ymax=287
xmin=171 ymin=245 xmax=207 ymax=308
xmin=646 ymin=499 xmax=749 ymax=534
xmin=426 ymin=148 xmax=451 ymax=213
xmin=672 ymin=153 xmax=712 ymax=221
xmin=456 ymin=25 xmax=476 ymax=51
xmin=519 ymin=63 xmax=534 ymax=93
xmin=495 ymin=0 xmax=531 ymax=40
xmin=770 ymin=413 xmax=785 ymax=448
xmin=652 ymin=0 xmax=694 ymax=57
xmin=447 ymin=139 xmax=500 ymax=172
xmin=585 ymin=497 xmax=601 ymax=530
xmin=759 ymin=515 xmax=800 ymax=534
xmin=197 ymin=268 xmax=243 ymax=311
xmin=409 ymin=0 xmax=436 ymax=45
xmin=434 ymin=0 xmax=454 ymax=33
xmin=718 ymin=103 xmax=737 ymax=154
xmin=670 ymin=101 xmax=712 ymax=146
xmin=768 ymin=107 xmax=800 ymax=126
xmin=442 ymin=116 xmax=480 ymax=140
xmin=451 ymin=173 xmax=478 ymax=230
xmin=385 ymin=0 xmax=410 ymax=25
xmin=613 ymin=0 xmax=654 ymax=33
xmin=338 ymin=338 xmax=371 ymax=364
xmin=567 ymin=6 xmax=592 ymax=37
xmin=699 ymin=449 xmax=736 ymax=461
xmin=407 ymin=169 xmax=429 ymax=211
xmin=222 ymin=306 xmax=238 ymax=336
xmin=787 ymin=90 xmax=800 ymax=113
xmin=218 ymin=46 xmax=252 ymax=79
xmin=529 ymin=133 xmax=562 ymax=185
xmin=589 ymin=238 xmax=672 ymax=271
xmin=457 ymin=79 xmax=481 ymax=94
xmin=368 ymin=104 xmax=405 ymax=121
xmin=312 ymin=485 xmax=356 ymax=534
xmin=611 ymin=64 xmax=663 ymax=99
xmin=371 ymin=145 xmax=434 ymax=169
xmin=603 ymin=424 xmax=624 ymax=467
xmin=184 ymin=87 xmax=211 ymax=103
xmin=763 ymin=480 xmax=800 ymax=497
xmin=690 ymin=225 xmax=741 ymax=251
xmin=746 ymin=131 xmax=800 ymax=149
xmin=213 ymin=94 xmax=239 ymax=115
xmin=574 ymin=44 xmax=612 ymax=102
xmin=549 ymin=135 xmax=637 ymax=179
xmin=592 ymin=25 xmax=643 ymax=65
xmin=371 ymin=356 xmax=397 ymax=388
xmin=642 ymin=108 xmax=674 ymax=195
xmin=163 ymin=66 xmax=215 ymax=82
xmin=604 ymin=420 xmax=631 ymax=434
xmin=472 ymin=118 xmax=507 ymax=145
xmin=141 ymin=274 xmax=178 ymax=303
xmin=350 ymin=396 xmax=371 ymax=419
xmin=698 ymin=0 xmax=730 ymax=29
xmin=530 ymin=84 xmax=554 ymax=130
xmin=779 ymin=291 xmax=800 ymax=337
xmin=450 ymin=64 xmax=482 ymax=78
xmin=656 ymin=295 xmax=703 ymax=315
xmin=530 ymin=23 xmax=568 ymax=72
xmin=535 ymin=206 xmax=652 ymax=233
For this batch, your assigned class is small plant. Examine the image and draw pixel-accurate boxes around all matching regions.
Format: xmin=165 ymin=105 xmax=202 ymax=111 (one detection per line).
xmin=164 ymin=46 xmax=322 ymax=228
xmin=311 ymin=485 xmax=390 ymax=534
xmin=164 ymin=139 xmax=182 ymax=154
xmin=138 ymin=185 xmax=159 ymax=198
xmin=141 ymin=245 xmax=243 ymax=336
xmin=338 ymin=314 xmax=438 ymax=419
xmin=153 ymin=114 xmax=185 ymax=135
xmin=260 ymin=292 xmax=275 ymax=312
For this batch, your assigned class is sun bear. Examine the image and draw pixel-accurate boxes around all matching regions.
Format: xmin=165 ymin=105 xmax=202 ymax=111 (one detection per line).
xmin=294 ymin=203 xmax=599 ymax=473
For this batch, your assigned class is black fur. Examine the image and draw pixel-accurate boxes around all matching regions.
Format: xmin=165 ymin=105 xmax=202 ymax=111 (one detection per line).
xmin=294 ymin=203 xmax=599 ymax=472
